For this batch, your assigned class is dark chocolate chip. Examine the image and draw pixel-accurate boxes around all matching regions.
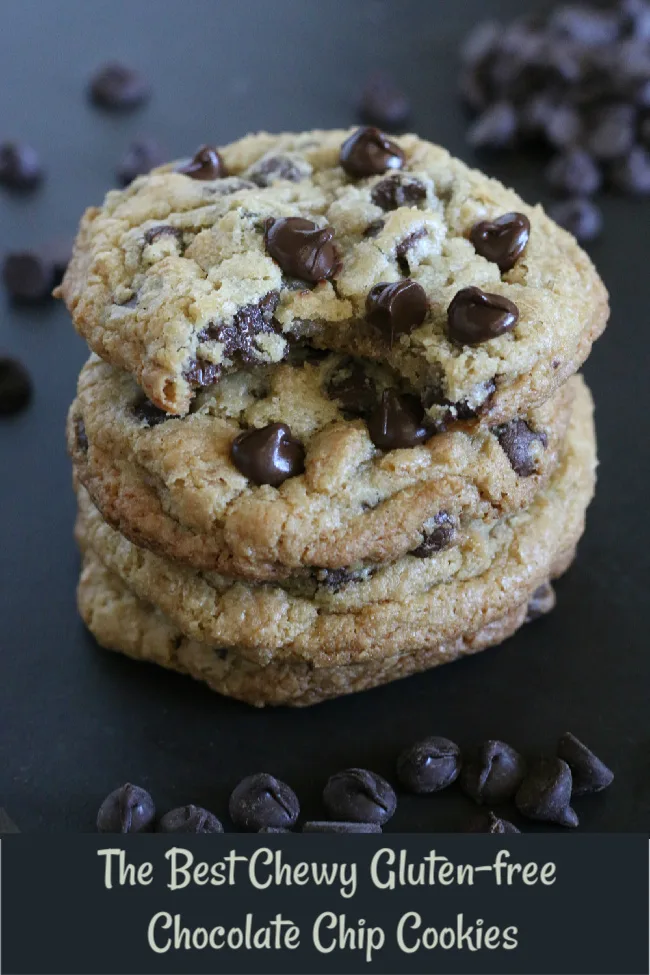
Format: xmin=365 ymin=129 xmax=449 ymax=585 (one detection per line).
xmin=132 ymin=397 xmax=169 ymax=427
xmin=525 ymin=581 xmax=556 ymax=621
xmin=199 ymin=291 xmax=280 ymax=364
xmin=586 ymin=103 xmax=636 ymax=161
xmin=323 ymin=768 xmax=396 ymax=825
xmin=157 ymin=805 xmax=223 ymax=833
xmin=358 ymin=75 xmax=411 ymax=129
xmin=2 ymin=251 xmax=55 ymax=302
xmin=366 ymin=279 xmax=428 ymax=343
xmin=117 ymin=138 xmax=166 ymax=186
xmin=470 ymin=212 xmax=531 ymax=272
xmin=0 ymin=142 xmax=43 ymax=190
xmin=74 ymin=416 xmax=88 ymax=452
xmin=396 ymin=736 xmax=461 ymax=794
xmin=395 ymin=228 xmax=428 ymax=274
xmin=610 ymin=146 xmax=650 ymax=194
xmin=543 ymin=103 xmax=583 ymax=149
xmin=265 ymin=217 xmax=338 ymax=282
xmin=460 ymin=741 xmax=526 ymax=805
xmin=557 ymin=732 xmax=614 ymax=796
xmin=545 ymin=149 xmax=602 ymax=196
xmin=410 ymin=512 xmax=456 ymax=557
xmin=96 ymin=783 xmax=155 ymax=833
xmin=248 ymin=155 xmax=305 ymax=186
xmin=177 ymin=145 xmax=227 ymax=180
xmin=494 ymin=418 xmax=546 ymax=477
xmin=371 ymin=174 xmax=427 ymax=211
xmin=231 ymin=422 xmax=305 ymax=487
xmin=144 ymin=225 xmax=183 ymax=246
xmin=302 ymin=821 xmax=382 ymax=833
xmin=467 ymin=102 xmax=517 ymax=149
xmin=340 ymin=126 xmax=405 ymax=178
xmin=184 ymin=359 xmax=221 ymax=389
xmin=89 ymin=62 xmax=150 ymax=109
xmin=515 ymin=757 xmax=579 ymax=827
xmin=0 ymin=358 xmax=32 ymax=415
xmin=325 ymin=357 xmax=377 ymax=417
xmin=466 ymin=811 xmax=520 ymax=834
xmin=229 ymin=773 xmax=300 ymax=831
xmin=447 ymin=286 xmax=519 ymax=345
xmin=547 ymin=197 xmax=603 ymax=242
xmin=367 ymin=390 xmax=433 ymax=450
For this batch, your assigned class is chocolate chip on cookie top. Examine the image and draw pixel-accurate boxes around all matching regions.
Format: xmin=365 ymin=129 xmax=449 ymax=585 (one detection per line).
xmin=176 ymin=144 xmax=227 ymax=180
xmin=366 ymin=279 xmax=428 ymax=343
xmin=264 ymin=217 xmax=338 ymax=282
xmin=470 ymin=212 xmax=531 ymax=272
xmin=367 ymin=390 xmax=433 ymax=449
xmin=340 ymin=126 xmax=405 ymax=178
xmin=231 ymin=422 xmax=305 ymax=486
xmin=447 ymin=286 xmax=519 ymax=345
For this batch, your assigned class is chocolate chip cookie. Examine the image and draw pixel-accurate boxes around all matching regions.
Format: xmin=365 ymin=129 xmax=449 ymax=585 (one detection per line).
xmin=75 ymin=376 xmax=595 ymax=669
xmin=58 ymin=128 xmax=608 ymax=420
xmin=68 ymin=353 xmax=577 ymax=580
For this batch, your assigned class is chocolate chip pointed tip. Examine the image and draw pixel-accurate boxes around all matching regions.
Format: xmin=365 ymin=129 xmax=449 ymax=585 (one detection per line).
xmin=177 ymin=145 xmax=227 ymax=180
xmin=515 ymin=757 xmax=578 ymax=828
xmin=397 ymin=736 xmax=461 ymax=794
xmin=447 ymin=286 xmax=519 ymax=345
xmin=96 ymin=783 xmax=155 ymax=833
xmin=366 ymin=279 xmax=428 ymax=342
xmin=229 ymin=773 xmax=300 ymax=832
xmin=340 ymin=126 xmax=405 ymax=178
xmin=460 ymin=740 xmax=526 ymax=805
xmin=323 ymin=768 xmax=396 ymax=825
xmin=367 ymin=389 xmax=433 ymax=450
xmin=265 ymin=217 xmax=338 ymax=282
xmin=470 ymin=212 xmax=530 ymax=272
xmin=466 ymin=811 xmax=520 ymax=834
xmin=557 ymin=732 xmax=614 ymax=796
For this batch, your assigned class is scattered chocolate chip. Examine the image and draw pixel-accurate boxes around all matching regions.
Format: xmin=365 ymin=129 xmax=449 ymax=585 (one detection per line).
xmin=410 ymin=513 xmax=456 ymax=557
xmin=2 ymin=251 xmax=56 ymax=302
xmin=0 ymin=358 xmax=32 ymax=415
xmin=265 ymin=217 xmax=338 ymax=282
xmin=132 ymin=397 xmax=169 ymax=427
xmin=515 ymin=757 xmax=579 ymax=828
xmin=117 ymin=138 xmax=166 ymax=186
xmin=366 ymin=279 xmax=428 ymax=343
xmin=586 ymin=103 xmax=636 ymax=161
xmin=545 ymin=148 xmax=602 ymax=196
xmin=247 ymin=154 xmax=306 ymax=186
xmin=199 ymin=291 xmax=280 ymax=365
xmin=447 ymin=286 xmax=519 ymax=345
xmin=460 ymin=740 xmax=526 ymax=805
xmin=470 ymin=212 xmax=531 ymax=272
xmin=494 ymin=418 xmax=546 ymax=476
xmin=367 ymin=390 xmax=433 ymax=450
xmin=526 ymin=582 xmax=556 ymax=621
xmin=96 ymin=783 xmax=155 ymax=833
xmin=89 ymin=62 xmax=150 ymax=109
xmin=371 ymin=174 xmax=427 ymax=211
xmin=340 ymin=126 xmax=405 ymax=178
xmin=610 ymin=146 xmax=650 ymax=194
xmin=0 ymin=142 xmax=43 ymax=190
xmin=157 ymin=805 xmax=223 ymax=833
xmin=467 ymin=811 xmax=520 ymax=834
xmin=547 ymin=197 xmax=602 ymax=242
xmin=325 ymin=357 xmax=377 ymax=417
xmin=144 ymin=225 xmax=183 ymax=247
xmin=358 ymin=75 xmax=411 ymax=129
xmin=229 ymin=773 xmax=300 ymax=831
xmin=176 ymin=145 xmax=226 ymax=180
xmin=395 ymin=228 xmax=428 ymax=274
xmin=184 ymin=359 xmax=221 ymax=389
xmin=557 ymin=732 xmax=614 ymax=796
xmin=323 ymin=769 xmax=396 ymax=825
xmin=397 ymin=736 xmax=461 ymax=794
xmin=74 ymin=416 xmax=88 ymax=452
xmin=231 ymin=422 xmax=305 ymax=487
xmin=467 ymin=102 xmax=517 ymax=149
xmin=303 ymin=821 xmax=382 ymax=833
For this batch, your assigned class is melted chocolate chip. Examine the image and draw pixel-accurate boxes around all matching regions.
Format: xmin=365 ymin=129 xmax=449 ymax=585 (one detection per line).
xmin=177 ymin=145 xmax=227 ymax=180
xmin=515 ymin=758 xmax=579 ymax=828
xmin=144 ymin=225 xmax=183 ymax=246
xmin=325 ymin=357 xmax=377 ymax=417
xmin=460 ymin=741 xmax=526 ymax=805
xmin=323 ymin=769 xmax=397 ymax=825
xmin=470 ymin=212 xmax=531 ymax=272
xmin=198 ymin=291 xmax=280 ymax=363
xmin=132 ymin=397 xmax=169 ymax=427
xmin=116 ymin=138 xmax=165 ymax=186
xmin=359 ymin=75 xmax=411 ymax=129
xmin=184 ymin=359 xmax=221 ymax=389
xmin=494 ymin=419 xmax=546 ymax=476
xmin=0 ymin=142 xmax=43 ymax=190
xmin=525 ymin=581 xmax=556 ymax=622
xmin=89 ymin=63 xmax=150 ymax=109
xmin=74 ymin=416 xmax=88 ymax=452
xmin=0 ymin=358 xmax=32 ymax=415
xmin=447 ymin=286 xmax=519 ymax=345
xmin=395 ymin=228 xmax=428 ymax=274
xmin=371 ymin=174 xmax=427 ymax=211
xmin=410 ymin=512 xmax=456 ymax=556
xmin=265 ymin=217 xmax=338 ymax=282
xmin=366 ymin=279 xmax=428 ymax=343
xmin=96 ymin=783 xmax=155 ymax=833
xmin=367 ymin=390 xmax=433 ymax=450
xmin=557 ymin=732 xmax=614 ymax=796
xmin=397 ymin=737 xmax=461 ymax=794
xmin=157 ymin=805 xmax=223 ymax=834
xmin=231 ymin=422 xmax=305 ymax=487
xmin=229 ymin=773 xmax=300 ymax=831
xmin=340 ymin=126 xmax=405 ymax=178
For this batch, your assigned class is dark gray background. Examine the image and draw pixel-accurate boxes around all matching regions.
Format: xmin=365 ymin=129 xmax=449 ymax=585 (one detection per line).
xmin=0 ymin=0 xmax=647 ymax=833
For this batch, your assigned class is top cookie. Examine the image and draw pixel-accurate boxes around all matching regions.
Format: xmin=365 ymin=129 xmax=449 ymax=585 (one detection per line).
xmin=59 ymin=127 xmax=608 ymax=418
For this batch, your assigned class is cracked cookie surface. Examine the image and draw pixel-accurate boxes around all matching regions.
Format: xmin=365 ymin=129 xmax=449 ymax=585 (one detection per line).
xmin=59 ymin=128 xmax=608 ymax=418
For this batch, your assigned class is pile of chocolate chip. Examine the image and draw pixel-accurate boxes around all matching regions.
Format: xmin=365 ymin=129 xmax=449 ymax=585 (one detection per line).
xmin=459 ymin=0 xmax=650 ymax=241
xmin=95 ymin=732 xmax=613 ymax=834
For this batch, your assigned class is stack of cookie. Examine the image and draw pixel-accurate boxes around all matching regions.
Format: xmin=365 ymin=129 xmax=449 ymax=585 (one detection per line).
xmin=60 ymin=127 xmax=608 ymax=706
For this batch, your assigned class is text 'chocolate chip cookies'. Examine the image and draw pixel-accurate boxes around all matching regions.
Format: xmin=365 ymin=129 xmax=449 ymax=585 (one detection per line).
xmin=62 ymin=126 xmax=608 ymax=704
